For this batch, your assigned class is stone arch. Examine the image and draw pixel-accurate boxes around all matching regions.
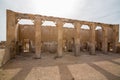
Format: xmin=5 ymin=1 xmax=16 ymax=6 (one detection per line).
xmin=18 ymin=19 xmax=34 ymax=25
xmin=63 ymin=23 xmax=75 ymax=28
xmin=63 ymin=23 xmax=75 ymax=52
xmin=16 ymin=19 xmax=35 ymax=53
xmin=41 ymin=20 xmax=56 ymax=27
xmin=95 ymin=26 xmax=102 ymax=30
xmin=81 ymin=25 xmax=90 ymax=30
xmin=80 ymin=25 xmax=91 ymax=52
xmin=95 ymin=26 xmax=103 ymax=51
xmin=40 ymin=20 xmax=57 ymax=53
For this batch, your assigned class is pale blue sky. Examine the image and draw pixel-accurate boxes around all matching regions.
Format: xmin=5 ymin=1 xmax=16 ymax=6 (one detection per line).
xmin=0 ymin=0 xmax=120 ymax=41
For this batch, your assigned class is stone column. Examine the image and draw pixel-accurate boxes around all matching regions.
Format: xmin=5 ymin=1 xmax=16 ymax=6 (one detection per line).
xmin=113 ymin=25 xmax=119 ymax=52
xmin=90 ymin=23 xmax=96 ymax=55
xmin=56 ymin=21 xmax=63 ymax=57
xmin=102 ymin=27 xmax=108 ymax=53
xmin=7 ymin=10 xmax=17 ymax=58
xmin=34 ymin=16 xmax=42 ymax=59
xmin=74 ymin=22 xmax=81 ymax=56
xmin=15 ymin=23 xmax=19 ymax=42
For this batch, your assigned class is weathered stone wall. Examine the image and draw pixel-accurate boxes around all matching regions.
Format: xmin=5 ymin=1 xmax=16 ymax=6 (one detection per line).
xmin=0 ymin=49 xmax=10 ymax=67
xmin=19 ymin=25 xmax=35 ymax=43
xmin=19 ymin=25 xmax=93 ymax=42
xmin=18 ymin=25 xmax=114 ymax=53
xmin=96 ymin=28 xmax=114 ymax=43
xmin=0 ymin=41 xmax=6 ymax=49
xmin=6 ymin=9 xmax=119 ymax=59
xmin=19 ymin=25 xmax=91 ymax=52
xmin=0 ymin=49 xmax=5 ymax=67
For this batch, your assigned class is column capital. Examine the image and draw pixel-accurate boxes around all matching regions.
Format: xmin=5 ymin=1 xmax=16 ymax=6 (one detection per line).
xmin=34 ymin=16 xmax=42 ymax=25
xmin=73 ymin=22 xmax=82 ymax=29
xmin=90 ymin=23 xmax=96 ymax=30
xmin=55 ymin=20 xmax=64 ymax=26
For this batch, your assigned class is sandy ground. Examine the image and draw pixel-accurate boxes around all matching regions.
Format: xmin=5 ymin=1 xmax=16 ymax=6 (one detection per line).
xmin=0 ymin=51 xmax=120 ymax=80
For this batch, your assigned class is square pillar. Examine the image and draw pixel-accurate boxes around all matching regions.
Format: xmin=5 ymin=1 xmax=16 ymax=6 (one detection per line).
xmin=74 ymin=23 xmax=81 ymax=56
xmin=113 ymin=25 xmax=119 ymax=53
xmin=90 ymin=23 xmax=96 ymax=55
xmin=102 ymin=27 xmax=108 ymax=53
xmin=34 ymin=16 xmax=42 ymax=59
xmin=56 ymin=21 xmax=63 ymax=57
xmin=7 ymin=10 xmax=17 ymax=58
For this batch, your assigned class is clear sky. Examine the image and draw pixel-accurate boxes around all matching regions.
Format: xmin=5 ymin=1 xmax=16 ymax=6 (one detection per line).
xmin=0 ymin=0 xmax=120 ymax=41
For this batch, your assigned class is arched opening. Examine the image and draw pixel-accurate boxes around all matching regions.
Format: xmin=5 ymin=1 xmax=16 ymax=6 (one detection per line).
xmin=80 ymin=25 xmax=90 ymax=52
xmin=95 ymin=26 xmax=103 ymax=52
xmin=42 ymin=21 xmax=56 ymax=27
xmin=63 ymin=23 xmax=75 ymax=53
xmin=63 ymin=23 xmax=74 ymax=28
xmin=18 ymin=19 xmax=34 ymax=25
xmin=95 ymin=26 xmax=102 ymax=30
xmin=16 ymin=19 xmax=34 ymax=54
xmin=41 ymin=21 xmax=57 ymax=54
xmin=81 ymin=25 xmax=90 ymax=30
xmin=107 ymin=27 xmax=114 ymax=52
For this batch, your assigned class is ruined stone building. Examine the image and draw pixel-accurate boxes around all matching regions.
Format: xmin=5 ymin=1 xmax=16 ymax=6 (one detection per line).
xmin=6 ymin=9 xmax=119 ymax=60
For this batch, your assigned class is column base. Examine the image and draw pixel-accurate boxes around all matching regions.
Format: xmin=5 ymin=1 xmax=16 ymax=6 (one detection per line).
xmin=34 ymin=54 xmax=41 ymax=59
xmin=89 ymin=51 xmax=96 ymax=55
xmin=74 ymin=53 xmax=80 ymax=57
xmin=102 ymin=51 xmax=108 ymax=54
xmin=35 ymin=52 xmax=41 ymax=59
xmin=54 ymin=55 xmax=62 ymax=59
xmin=34 ymin=57 xmax=41 ymax=59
